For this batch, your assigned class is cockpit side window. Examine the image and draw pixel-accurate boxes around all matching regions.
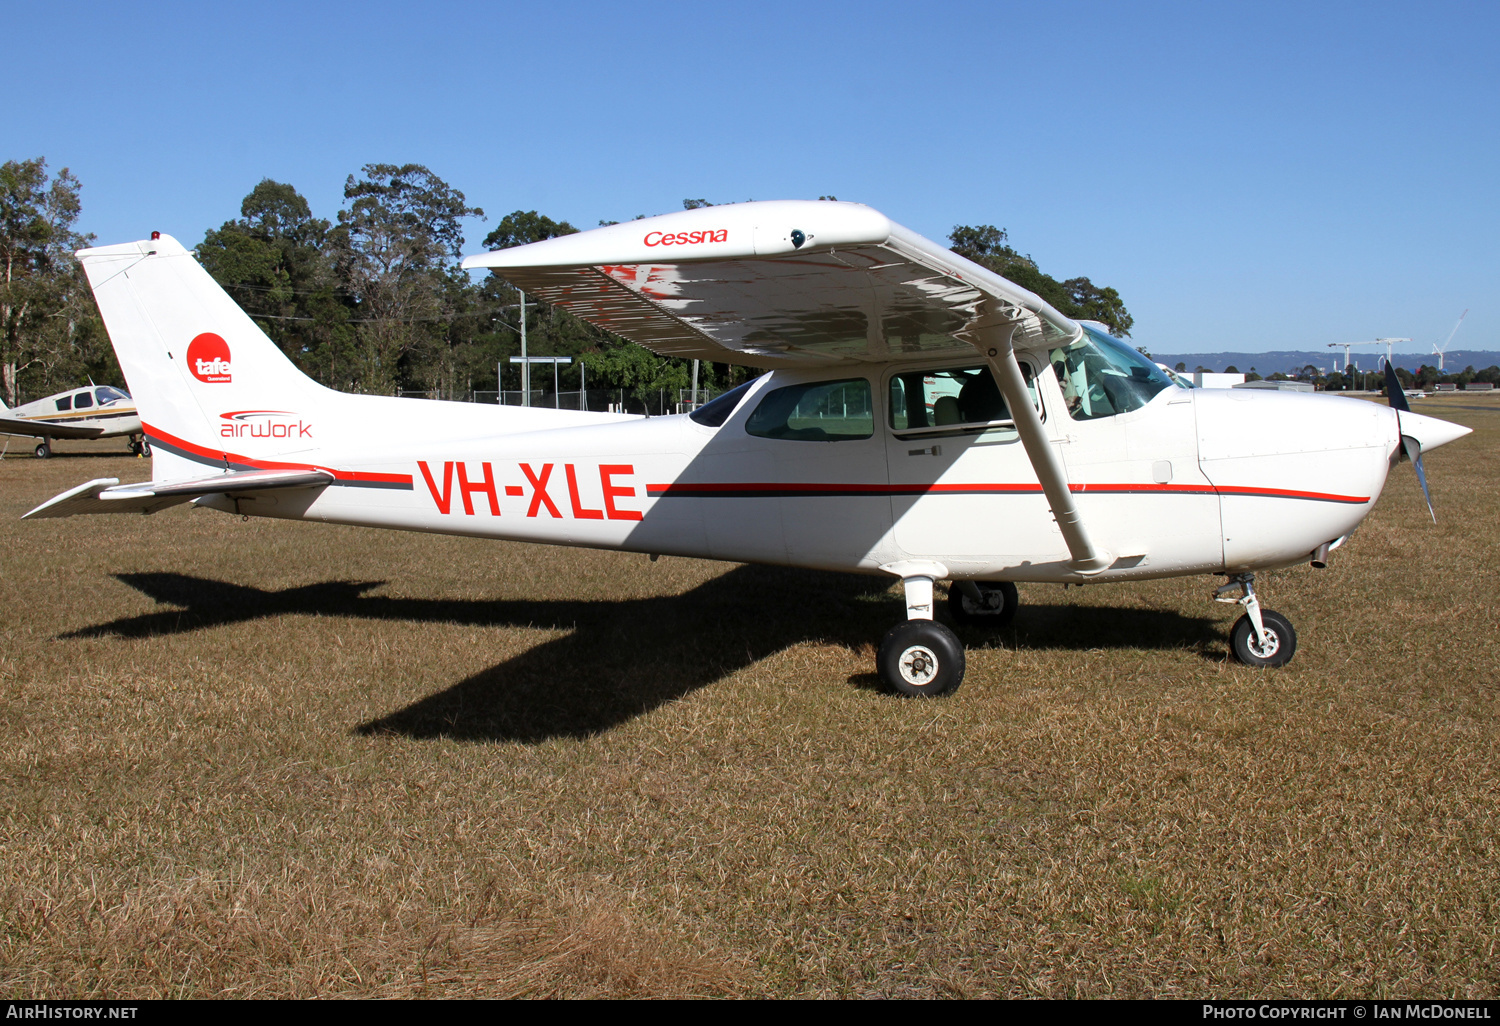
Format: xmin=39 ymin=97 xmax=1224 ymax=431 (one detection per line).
xmin=73 ymin=391 xmax=93 ymax=410
xmin=888 ymin=364 xmax=1035 ymax=435
xmin=1049 ymin=326 xmax=1173 ymax=420
xmin=745 ymin=378 xmax=873 ymax=441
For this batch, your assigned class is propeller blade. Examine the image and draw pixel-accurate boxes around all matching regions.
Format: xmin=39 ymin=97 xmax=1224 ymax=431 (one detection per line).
xmin=1402 ymin=435 xmax=1437 ymax=523
xmin=1384 ymin=359 xmax=1410 ymax=413
xmin=1387 ymin=362 xmax=1437 ymax=522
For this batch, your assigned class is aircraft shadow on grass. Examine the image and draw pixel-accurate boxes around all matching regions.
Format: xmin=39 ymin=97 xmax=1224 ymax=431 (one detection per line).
xmin=67 ymin=568 xmax=1223 ymax=742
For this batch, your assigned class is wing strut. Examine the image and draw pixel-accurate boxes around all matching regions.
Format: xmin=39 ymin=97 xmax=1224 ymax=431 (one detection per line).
xmin=971 ymin=311 xmax=1110 ymax=574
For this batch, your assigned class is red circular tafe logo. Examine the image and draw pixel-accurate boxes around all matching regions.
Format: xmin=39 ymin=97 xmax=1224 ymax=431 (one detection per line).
xmin=186 ymin=333 xmax=232 ymax=383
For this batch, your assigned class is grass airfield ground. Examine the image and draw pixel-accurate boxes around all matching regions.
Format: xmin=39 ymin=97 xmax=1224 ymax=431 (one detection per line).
xmin=0 ymin=395 xmax=1496 ymax=998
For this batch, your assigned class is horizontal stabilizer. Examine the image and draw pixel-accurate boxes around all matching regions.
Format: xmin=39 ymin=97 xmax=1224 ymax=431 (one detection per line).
xmin=22 ymin=468 xmax=335 ymax=519
xmin=0 ymin=415 xmax=105 ymax=440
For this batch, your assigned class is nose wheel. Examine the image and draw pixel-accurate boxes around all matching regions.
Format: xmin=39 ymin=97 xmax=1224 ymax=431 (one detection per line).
xmin=1216 ymin=574 xmax=1298 ymax=668
xmin=1230 ymin=609 xmax=1296 ymax=667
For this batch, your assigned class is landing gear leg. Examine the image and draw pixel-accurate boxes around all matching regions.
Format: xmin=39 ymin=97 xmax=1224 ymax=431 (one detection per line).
xmin=877 ymin=572 xmax=966 ymax=696
xmin=1215 ymin=574 xmax=1297 ymax=668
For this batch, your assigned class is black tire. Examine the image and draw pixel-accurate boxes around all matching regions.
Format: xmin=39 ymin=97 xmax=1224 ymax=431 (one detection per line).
xmin=1230 ymin=609 xmax=1297 ymax=668
xmin=34 ymin=441 xmax=50 ymax=459
xmin=877 ymin=619 xmax=966 ymax=697
xmin=947 ymin=581 xmax=1019 ymax=628
xmin=134 ymin=439 xmax=151 ymax=457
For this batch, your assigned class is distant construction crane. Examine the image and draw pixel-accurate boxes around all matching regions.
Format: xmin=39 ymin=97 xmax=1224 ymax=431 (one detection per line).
xmin=1431 ymin=310 xmax=1468 ymax=371
xmin=1327 ymin=338 xmax=1413 ymax=376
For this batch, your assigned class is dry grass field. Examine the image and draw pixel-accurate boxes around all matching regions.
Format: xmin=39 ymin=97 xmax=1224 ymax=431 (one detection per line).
xmin=1 ymin=396 xmax=1496 ymax=998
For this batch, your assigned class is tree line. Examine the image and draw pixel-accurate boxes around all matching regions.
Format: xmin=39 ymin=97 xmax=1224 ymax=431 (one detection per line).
xmin=1175 ymin=359 xmax=1500 ymax=391
xmin=1 ymin=157 xmax=1136 ymax=408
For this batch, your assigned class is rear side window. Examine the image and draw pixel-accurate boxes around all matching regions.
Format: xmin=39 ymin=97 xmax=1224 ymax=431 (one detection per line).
xmin=55 ymin=396 xmax=73 ymax=412
xmin=689 ymin=379 xmax=757 ymax=427
xmin=745 ymin=378 xmax=873 ymax=441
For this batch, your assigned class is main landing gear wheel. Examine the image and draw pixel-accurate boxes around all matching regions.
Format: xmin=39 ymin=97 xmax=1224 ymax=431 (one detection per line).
xmin=947 ymin=581 xmax=1019 ymax=628
xmin=34 ymin=440 xmax=51 ymax=459
xmin=877 ymin=619 xmax=966 ymax=697
xmin=1230 ymin=609 xmax=1297 ymax=668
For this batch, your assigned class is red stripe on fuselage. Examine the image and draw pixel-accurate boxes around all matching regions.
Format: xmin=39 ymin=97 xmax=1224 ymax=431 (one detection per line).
xmin=142 ymin=421 xmax=412 ymax=487
xmin=646 ymin=481 xmax=1369 ymax=503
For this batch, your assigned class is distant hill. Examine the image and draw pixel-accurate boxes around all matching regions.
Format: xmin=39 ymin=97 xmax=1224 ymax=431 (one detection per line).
xmin=1147 ymin=349 xmax=1500 ymax=375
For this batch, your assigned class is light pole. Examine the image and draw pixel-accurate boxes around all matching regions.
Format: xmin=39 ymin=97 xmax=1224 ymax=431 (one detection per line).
xmin=509 ymin=356 xmax=573 ymax=408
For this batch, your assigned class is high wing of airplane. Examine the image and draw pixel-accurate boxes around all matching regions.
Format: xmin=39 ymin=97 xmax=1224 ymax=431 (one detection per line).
xmin=25 ymin=201 xmax=1472 ymax=696
xmin=1 ymin=384 xmax=146 ymax=458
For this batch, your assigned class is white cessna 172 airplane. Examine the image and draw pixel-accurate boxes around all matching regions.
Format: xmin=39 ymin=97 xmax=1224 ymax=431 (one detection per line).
xmin=1 ymin=384 xmax=146 ymax=458
xmin=25 ymin=201 xmax=1471 ymax=696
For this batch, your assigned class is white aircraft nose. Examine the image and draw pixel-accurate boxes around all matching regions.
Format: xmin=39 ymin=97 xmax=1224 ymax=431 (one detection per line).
xmin=1397 ymin=410 xmax=1472 ymax=454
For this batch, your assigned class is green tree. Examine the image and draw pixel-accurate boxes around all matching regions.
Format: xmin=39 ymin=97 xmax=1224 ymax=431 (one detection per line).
xmin=948 ymin=225 xmax=1133 ymax=336
xmin=466 ymin=210 xmax=585 ymax=396
xmin=331 ymin=164 xmax=484 ymax=395
xmin=196 ymin=180 xmax=356 ymax=386
xmin=482 ymin=210 xmax=577 ymax=250
xmin=0 ymin=158 xmax=106 ymax=404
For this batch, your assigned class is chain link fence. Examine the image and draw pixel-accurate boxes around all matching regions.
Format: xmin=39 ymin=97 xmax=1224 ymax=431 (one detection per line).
xmin=394 ymin=386 xmax=729 ymax=416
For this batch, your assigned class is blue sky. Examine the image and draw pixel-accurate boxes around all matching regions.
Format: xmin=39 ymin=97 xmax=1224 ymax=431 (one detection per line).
xmin=6 ymin=0 xmax=1495 ymax=354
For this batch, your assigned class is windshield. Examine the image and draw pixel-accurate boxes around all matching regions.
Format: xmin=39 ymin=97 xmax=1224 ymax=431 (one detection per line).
xmin=95 ymin=385 xmax=131 ymax=404
xmin=1048 ymin=326 xmax=1174 ymax=420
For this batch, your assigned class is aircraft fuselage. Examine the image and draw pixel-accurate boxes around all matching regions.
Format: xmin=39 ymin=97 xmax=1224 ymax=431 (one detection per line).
xmin=176 ymin=362 xmax=1408 ymax=585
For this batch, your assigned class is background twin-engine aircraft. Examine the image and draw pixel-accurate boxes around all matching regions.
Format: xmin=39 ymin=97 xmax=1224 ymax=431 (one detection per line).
xmin=24 ymin=201 xmax=1470 ymax=695
xmin=1 ymin=385 xmax=145 ymax=458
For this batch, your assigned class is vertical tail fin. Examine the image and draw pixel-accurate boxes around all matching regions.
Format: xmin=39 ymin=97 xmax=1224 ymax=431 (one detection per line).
xmin=75 ymin=234 xmax=330 ymax=481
